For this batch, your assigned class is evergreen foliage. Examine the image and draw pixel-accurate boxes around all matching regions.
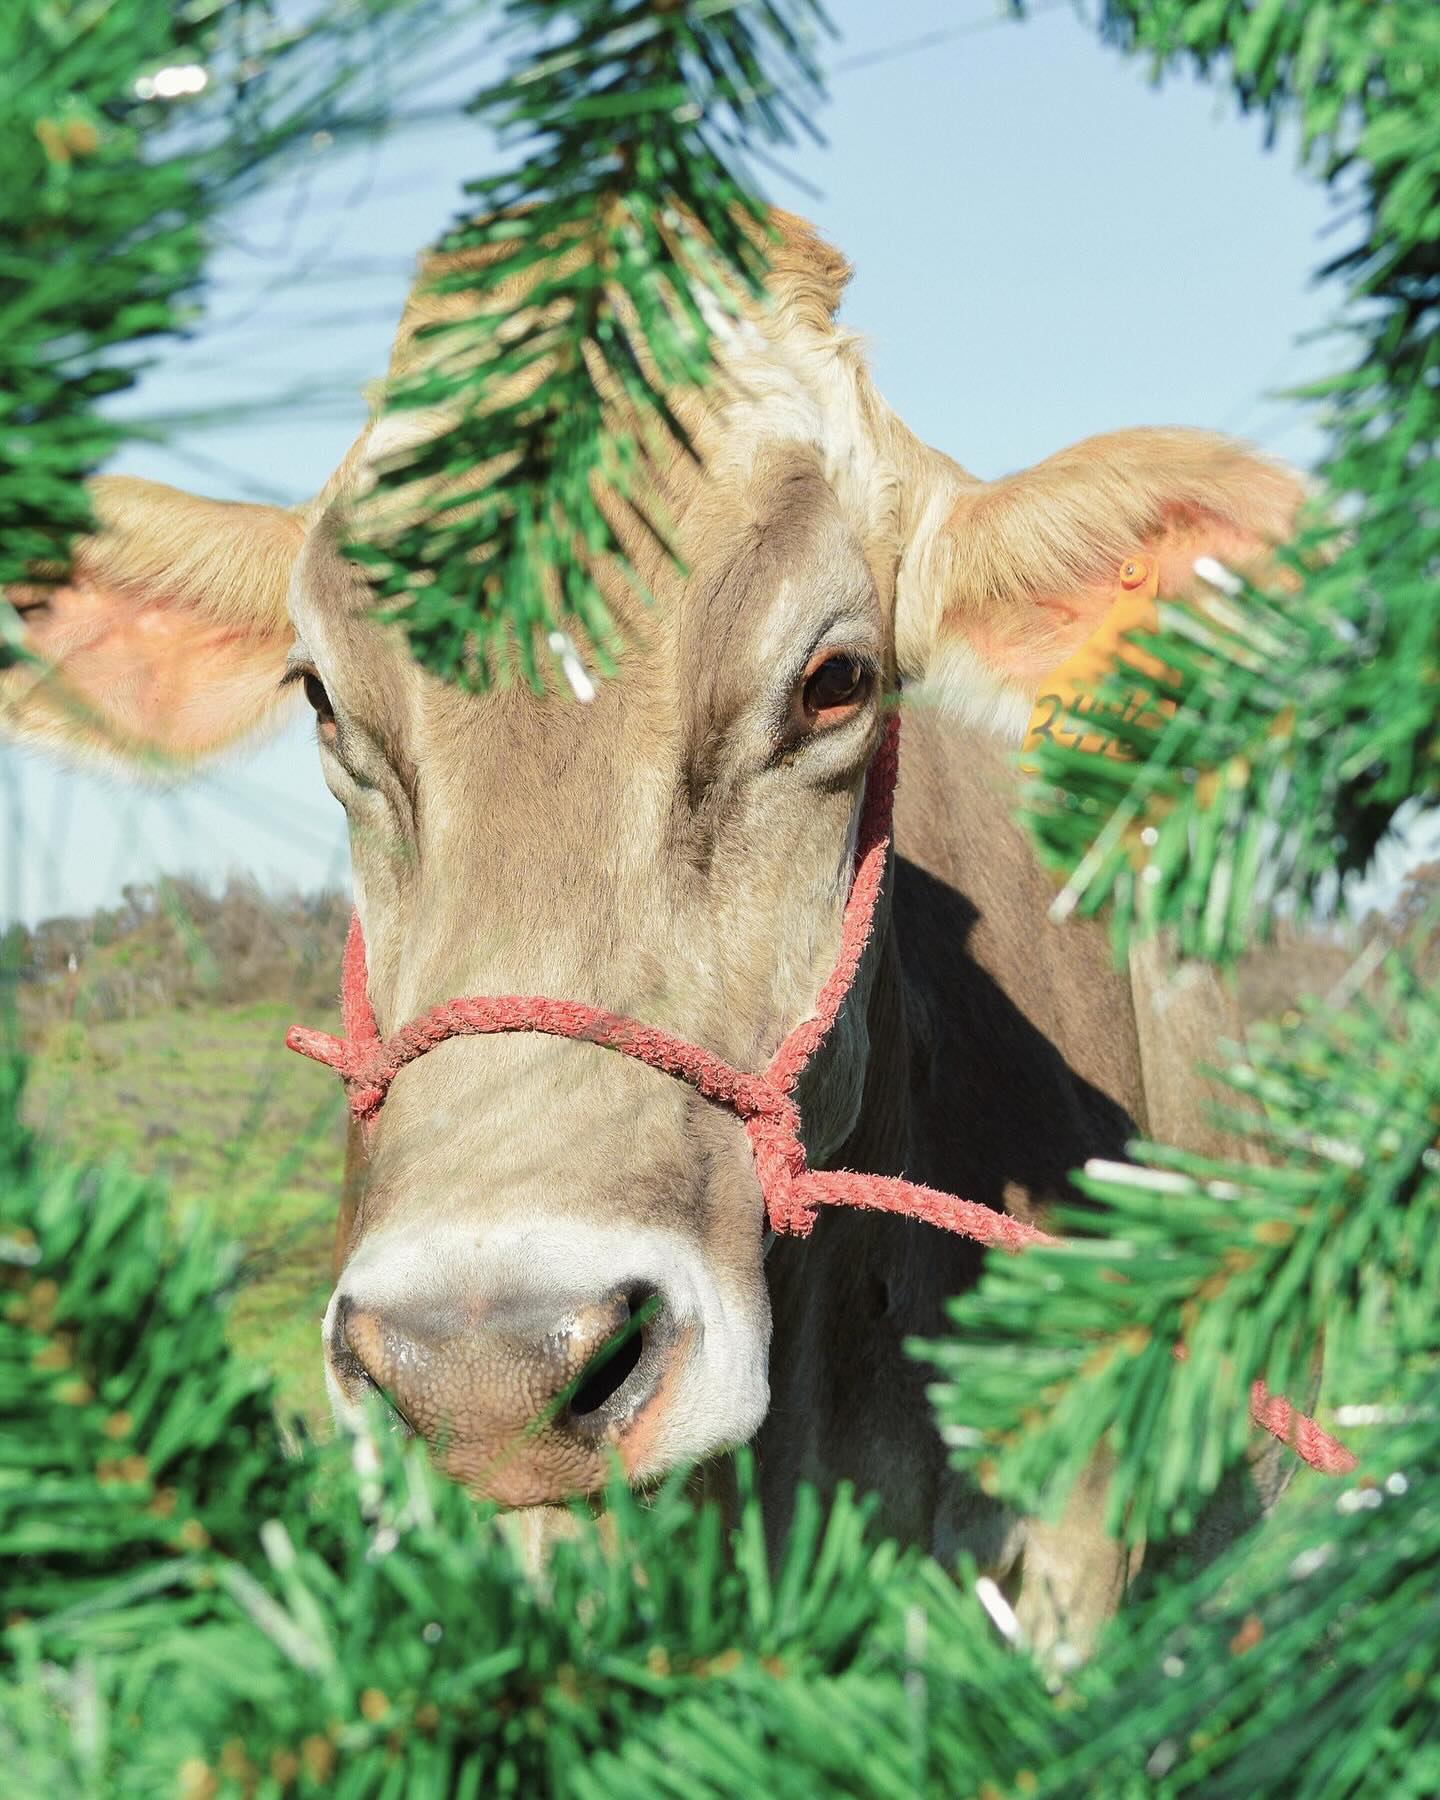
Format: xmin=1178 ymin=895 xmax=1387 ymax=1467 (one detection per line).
xmin=923 ymin=960 xmax=1437 ymax=1543
xmin=1021 ymin=0 xmax=1440 ymax=958
xmin=350 ymin=0 xmax=830 ymax=689
xmin=1051 ymin=1389 xmax=1440 ymax=1799
xmin=1 ymin=1061 xmax=1053 ymax=1797
xmin=0 ymin=0 xmax=384 ymax=609
xmin=3 ymin=1017 xmax=1434 ymax=1794
xmin=4 ymin=0 xmax=1438 ymax=1794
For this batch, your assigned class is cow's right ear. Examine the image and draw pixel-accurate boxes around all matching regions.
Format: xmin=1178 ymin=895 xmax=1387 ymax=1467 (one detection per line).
xmin=2 ymin=475 xmax=305 ymax=764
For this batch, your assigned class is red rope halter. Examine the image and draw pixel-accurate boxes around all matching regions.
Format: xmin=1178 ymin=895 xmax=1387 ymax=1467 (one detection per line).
xmin=287 ymin=714 xmax=1354 ymax=1478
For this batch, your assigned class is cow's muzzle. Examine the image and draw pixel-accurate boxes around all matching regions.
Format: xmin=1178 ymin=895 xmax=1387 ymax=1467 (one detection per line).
xmin=326 ymin=1283 xmax=689 ymax=1506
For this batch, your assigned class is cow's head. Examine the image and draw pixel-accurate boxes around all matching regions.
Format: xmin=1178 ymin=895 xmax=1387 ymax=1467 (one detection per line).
xmin=3 ymin=212 xmax=1303 ymax=1506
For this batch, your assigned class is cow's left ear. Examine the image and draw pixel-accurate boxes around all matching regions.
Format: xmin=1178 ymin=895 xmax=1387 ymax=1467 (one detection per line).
xmin=2 ymin=476 xmax=305 ymax=765
xmin=895 ymin=428 xmax=1307 ymax=738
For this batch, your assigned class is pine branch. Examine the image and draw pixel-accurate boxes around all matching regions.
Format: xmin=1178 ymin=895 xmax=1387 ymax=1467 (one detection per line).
xmin=0 ymin=0 xmax=455 ymax=611
xmin=0 ymin=1110 xmax=302 ymax=1639
xmin=7 ymin=1012 xmax=1434 ymax=1792
xmin=1023 ymin=528 xmax=1433 ymax=960
xmin=1 ymin=1058 xmax=1058 ymax=1794
xmin=1016 ymin=0 xmax=1440 ymax=958
xmin=576 ymin=1577 xmax=1054 ymax=1800
xmin=1051 ymin=1365 xmax=1440 ymax=1798
xmin=919 ymin=960 xmax=1439 ymax=1545
xmin=349 ymin=0 xmax=830 ymax=690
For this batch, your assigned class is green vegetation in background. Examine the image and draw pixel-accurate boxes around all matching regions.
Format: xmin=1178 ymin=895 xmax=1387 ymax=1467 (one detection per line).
xmin=26 ymin=1003 xmax=342 ymax=1425
xmin=11 ymin=880 xmax=349 ymax=1422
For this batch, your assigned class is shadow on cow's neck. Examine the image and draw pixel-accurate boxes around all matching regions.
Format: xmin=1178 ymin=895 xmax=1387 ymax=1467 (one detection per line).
xmin=784 ymin=846 xmax=1139 ymax=1314
xmin=888 ymin=856 xmax=1137 ymax=1216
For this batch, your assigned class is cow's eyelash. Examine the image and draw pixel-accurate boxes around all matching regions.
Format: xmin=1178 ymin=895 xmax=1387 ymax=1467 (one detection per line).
xmin=277 ymin=664 xmax=313 ymax=692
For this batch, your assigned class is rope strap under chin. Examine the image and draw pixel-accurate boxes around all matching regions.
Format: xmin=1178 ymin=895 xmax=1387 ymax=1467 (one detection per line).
xmin=287 ymin=713 xmax=1355 ymax=1479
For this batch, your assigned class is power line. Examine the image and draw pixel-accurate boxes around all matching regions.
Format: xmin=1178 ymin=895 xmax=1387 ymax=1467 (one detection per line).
xmin=830 ymin=1 xmax=1071 ymax=79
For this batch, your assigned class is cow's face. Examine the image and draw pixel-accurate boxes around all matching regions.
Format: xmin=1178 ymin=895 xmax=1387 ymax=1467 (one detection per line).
xmin=3 ymin=212 xmax=1304 ymax=1507
xmin=288 ymin=439 xmax=891 ymax=1501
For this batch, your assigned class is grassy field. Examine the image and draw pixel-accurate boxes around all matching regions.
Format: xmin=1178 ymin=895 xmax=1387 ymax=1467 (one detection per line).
xmin=23 ymin=1000 xmax=346 ymax=1425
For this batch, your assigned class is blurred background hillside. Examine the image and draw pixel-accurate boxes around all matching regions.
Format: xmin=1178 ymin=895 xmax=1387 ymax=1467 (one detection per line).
xmin=8 ymin=884 xmax=351 ymax=1421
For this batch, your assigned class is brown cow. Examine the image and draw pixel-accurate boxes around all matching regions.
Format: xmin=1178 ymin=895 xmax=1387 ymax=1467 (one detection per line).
xmin=4 ymin=212 xmax=1302 ymax=1652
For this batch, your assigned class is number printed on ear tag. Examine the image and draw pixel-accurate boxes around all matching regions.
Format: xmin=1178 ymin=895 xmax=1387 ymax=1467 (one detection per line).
xmin=1023 ymin=556 xmax=1163 ymax=766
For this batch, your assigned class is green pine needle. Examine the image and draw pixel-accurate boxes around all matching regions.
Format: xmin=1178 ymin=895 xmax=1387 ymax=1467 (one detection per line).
xmin=0 ymin=0 xmax=470 ymax=607
xmin=1049 ymin=1373 xmax=1440 ymax=1798
xmin=918 ymin=959 xmax=1439 ymax=1546
xmin=0 ymin=1055 xmax=1055 ymax=1794
xmin=1023 ymin=525 xmax=1436 ymax=960
xmin=1018 ymin=0 xmax=1440 ymax=960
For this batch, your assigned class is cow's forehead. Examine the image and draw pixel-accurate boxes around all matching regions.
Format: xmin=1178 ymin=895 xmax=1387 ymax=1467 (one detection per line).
xmin=288 ymin=436 xmax=888 ymax=752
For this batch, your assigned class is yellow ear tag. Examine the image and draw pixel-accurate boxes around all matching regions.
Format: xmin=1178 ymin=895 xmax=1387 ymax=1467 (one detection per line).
xmin=1023 ymin=557 xmax=1162 ymax=764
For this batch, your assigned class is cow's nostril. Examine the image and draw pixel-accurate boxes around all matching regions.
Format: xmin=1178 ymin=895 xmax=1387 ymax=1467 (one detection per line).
xmin=565 ymin=1289 xmax=661 ymax=1420
xmin=327 ymin=1277 xmax=685 ymax=1503
xmin=567 ymin=1326 xmax=643 ymax=1417
xmin=329 ymin=1298 xmax=416 ymax=1433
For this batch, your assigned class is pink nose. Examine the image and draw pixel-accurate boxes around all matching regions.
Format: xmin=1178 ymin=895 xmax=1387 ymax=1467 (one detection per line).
xmin=328 ymin=1286 xmax=683 ymax=1506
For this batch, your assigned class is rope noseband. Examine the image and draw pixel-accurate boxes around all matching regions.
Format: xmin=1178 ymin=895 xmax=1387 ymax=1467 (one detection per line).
xmin=287 ymin=714 xmax=1353 ymax=1478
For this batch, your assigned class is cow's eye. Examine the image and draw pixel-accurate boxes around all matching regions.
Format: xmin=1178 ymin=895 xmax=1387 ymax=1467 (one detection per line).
xmin=283 ymin=664 xmax=338 ymax=741
xmin=301 ymin=671 xmax=333 ymax=723
xmin=800 ymin=652 xmax=872 ymax=728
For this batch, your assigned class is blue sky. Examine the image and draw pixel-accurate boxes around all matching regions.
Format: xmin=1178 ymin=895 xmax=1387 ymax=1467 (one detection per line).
xmin=7 ymin=0 xmax=1377 ymax=925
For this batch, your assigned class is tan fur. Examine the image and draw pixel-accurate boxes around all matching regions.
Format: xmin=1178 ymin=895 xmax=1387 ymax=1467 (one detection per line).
xmin=2 ymin=209 xmax=1309 ymax=1654
xmin=78 ymin=476 xmax=301 ymax=634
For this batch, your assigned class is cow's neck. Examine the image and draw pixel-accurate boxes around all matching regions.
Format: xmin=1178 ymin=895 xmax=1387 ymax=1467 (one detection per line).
xmin=755 ymin=710 xmax=1155 ymax=1565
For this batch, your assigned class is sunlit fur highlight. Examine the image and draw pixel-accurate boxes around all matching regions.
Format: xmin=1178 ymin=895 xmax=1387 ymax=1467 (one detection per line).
xmin=904 ymin=426 xmax=1306 ymax=691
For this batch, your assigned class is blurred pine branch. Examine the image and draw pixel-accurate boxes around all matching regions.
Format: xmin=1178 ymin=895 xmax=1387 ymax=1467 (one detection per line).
xmin=1018 ymin=0 xmax=1440 ymax=959
xmin=921 ymin=958 xmax=1438 ymax=1544
xmin=0 ymin=0 xmax=377 ymax=599
xmin=350 ymin=0 xmax=830 ymax=688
